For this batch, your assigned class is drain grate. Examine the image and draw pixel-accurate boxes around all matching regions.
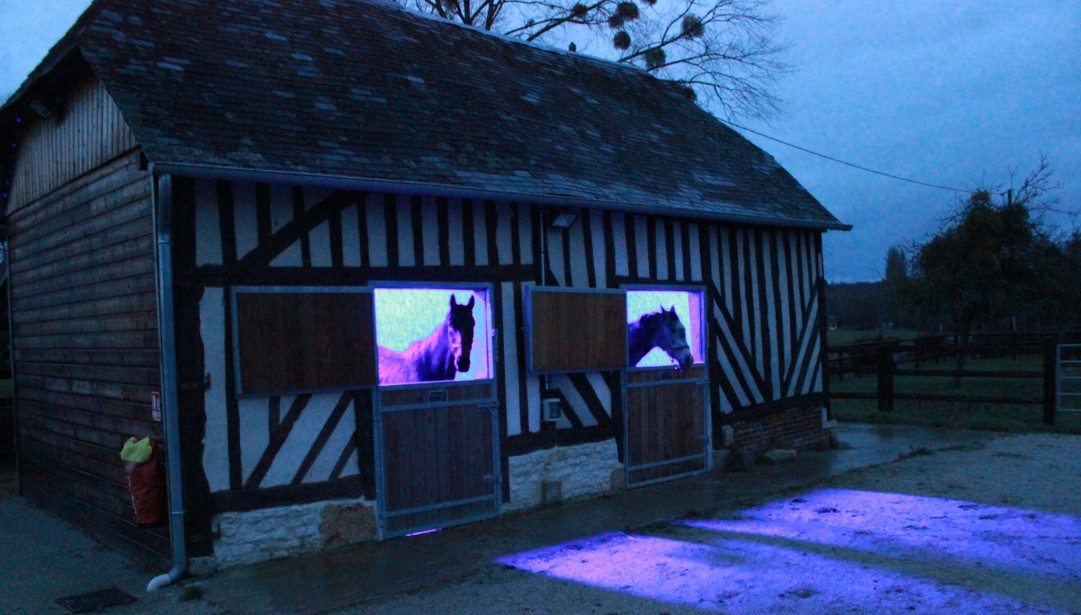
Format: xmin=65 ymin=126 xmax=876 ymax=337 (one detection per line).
xmin=55 ymin=587 xmax=137 ymax=613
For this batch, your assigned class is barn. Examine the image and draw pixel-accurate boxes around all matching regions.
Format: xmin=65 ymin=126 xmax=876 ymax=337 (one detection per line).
xmin=0 ymin=0 xmax=848 ymax=576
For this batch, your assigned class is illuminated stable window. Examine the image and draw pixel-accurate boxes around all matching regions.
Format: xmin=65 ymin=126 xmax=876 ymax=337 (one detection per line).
xmin=374 ymin=287 xmax=492 ymax=386
xmin=626 ymin=289 xmax=705 ymax=369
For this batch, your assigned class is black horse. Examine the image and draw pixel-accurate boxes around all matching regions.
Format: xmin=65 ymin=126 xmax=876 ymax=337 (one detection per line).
xmin=627 ymin=306 xmax=694 ymax=369
xmin=377 ymin=295 xmax=476 ymax=384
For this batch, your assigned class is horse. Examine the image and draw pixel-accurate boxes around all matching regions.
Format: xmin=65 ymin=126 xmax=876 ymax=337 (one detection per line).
xmin=627 ymin=306 xmax=694 ymax=370
xmin=377 ymin=295 xmax=476 ymax=384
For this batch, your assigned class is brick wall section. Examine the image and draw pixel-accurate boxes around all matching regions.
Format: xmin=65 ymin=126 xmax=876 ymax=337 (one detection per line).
xmin=729 ymin=405 xmax=830 ymax=458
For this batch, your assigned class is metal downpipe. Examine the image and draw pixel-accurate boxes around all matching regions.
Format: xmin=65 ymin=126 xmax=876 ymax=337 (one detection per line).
xmin=148 ymin=174 xmax=187 ymax=591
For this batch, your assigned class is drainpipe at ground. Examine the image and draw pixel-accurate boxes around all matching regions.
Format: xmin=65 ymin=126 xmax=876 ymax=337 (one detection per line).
xmin=148 ymin=174 xmax=187 ymax=591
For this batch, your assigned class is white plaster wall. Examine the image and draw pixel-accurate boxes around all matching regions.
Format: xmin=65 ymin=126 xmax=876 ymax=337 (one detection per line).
xmin=195 ymin=180 xmax=222 ymax=266
xmin=201 ymin=287 xmax=361 ymax=491
xmin=201 ymin=287 xmax=230 ymax=492
xmin=248 ymin=392 xmax=358 ymax=487
xmin=507 ymin=440 xmax=622 ymax=512
xmin=232 ymin=181 xmax=259 ymax=259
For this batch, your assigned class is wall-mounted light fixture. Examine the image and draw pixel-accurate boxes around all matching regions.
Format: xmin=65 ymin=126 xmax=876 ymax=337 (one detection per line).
xmin=29 ymin=99 xmax=55 ymax=119
xmin=549 ymin=210 xmax=578 ymax=229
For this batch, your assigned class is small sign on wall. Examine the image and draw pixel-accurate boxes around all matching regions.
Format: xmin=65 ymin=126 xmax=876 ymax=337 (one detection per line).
xmin=151 ymin=392 xmax=161 ymax=422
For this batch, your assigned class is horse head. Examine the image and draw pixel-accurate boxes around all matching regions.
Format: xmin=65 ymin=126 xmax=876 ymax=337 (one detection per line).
xmin=447 ymin=294 xmax=476 ymax=373
xmin=654 ymin=305 xmax=693 ymax=370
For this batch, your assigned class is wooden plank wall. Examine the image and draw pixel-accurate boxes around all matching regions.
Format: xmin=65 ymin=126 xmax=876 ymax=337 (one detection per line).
xmin=8 ymin=74 xmax=140 ymax=211
xmin=7 ymin=148 xmax=165 ymax=566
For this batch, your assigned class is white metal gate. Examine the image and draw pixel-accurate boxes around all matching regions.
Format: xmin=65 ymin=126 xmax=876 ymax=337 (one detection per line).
xmin=1059 ymin=344 xmax=1081 ymax=413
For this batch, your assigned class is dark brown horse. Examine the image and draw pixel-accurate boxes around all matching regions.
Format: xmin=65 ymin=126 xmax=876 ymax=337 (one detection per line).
xmin=377 ymin=295 xmax=476 ymax=384
xmin=627 ymin=306 xmax=694 ymax=369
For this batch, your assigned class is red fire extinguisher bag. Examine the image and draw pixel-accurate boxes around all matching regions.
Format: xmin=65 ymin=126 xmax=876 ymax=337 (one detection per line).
xmin=121 ymin=437 xmax=165 ymax=526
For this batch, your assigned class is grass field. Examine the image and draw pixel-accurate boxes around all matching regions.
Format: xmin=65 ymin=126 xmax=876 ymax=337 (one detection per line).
xmin=829 ymin=353 xmax=1081 ymax=434
xmin=827 ymin=328 xmax=921 ymax=346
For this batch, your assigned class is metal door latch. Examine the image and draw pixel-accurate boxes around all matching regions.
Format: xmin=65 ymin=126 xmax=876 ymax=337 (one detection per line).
xmin=179 ymin=373 xmax=211 ymax=392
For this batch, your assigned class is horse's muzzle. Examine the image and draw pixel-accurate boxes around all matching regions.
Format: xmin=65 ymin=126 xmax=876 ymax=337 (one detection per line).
xmin=457 ymin=356 xmax=471 ymax=372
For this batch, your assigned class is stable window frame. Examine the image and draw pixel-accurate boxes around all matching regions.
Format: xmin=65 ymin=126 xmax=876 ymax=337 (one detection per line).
xmin=371 ymin=281 xmax=496 ymax=390
xmin=623 ymin=284 xmax=708 ymax=372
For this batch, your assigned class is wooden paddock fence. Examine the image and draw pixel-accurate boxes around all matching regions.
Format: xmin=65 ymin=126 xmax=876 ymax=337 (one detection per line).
xmin=827 ymin=332 xmax=1081 ymax=426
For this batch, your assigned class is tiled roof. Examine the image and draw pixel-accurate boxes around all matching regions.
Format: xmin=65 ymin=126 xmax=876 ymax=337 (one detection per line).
xmin=3 ymin=0 xmax=847 ymax=230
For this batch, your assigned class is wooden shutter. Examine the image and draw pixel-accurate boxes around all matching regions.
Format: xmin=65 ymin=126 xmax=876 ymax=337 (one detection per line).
xmin=233 ymin=288 xmax=376 ymax=396
xmin=526 ymin=288 xmax=626 ymax=372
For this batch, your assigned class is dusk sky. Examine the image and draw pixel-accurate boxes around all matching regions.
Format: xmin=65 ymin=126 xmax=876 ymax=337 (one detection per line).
xmin=2 ymin=0 xmax=1078 ymax=282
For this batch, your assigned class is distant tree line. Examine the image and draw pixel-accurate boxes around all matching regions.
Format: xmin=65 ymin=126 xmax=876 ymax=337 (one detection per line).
xmin=828 ymin=158 xmax=1080 ymax=337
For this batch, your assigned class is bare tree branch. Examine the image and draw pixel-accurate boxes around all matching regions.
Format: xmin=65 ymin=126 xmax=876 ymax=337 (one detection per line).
xmin=400 ymin=0 xmax=790 ymax=120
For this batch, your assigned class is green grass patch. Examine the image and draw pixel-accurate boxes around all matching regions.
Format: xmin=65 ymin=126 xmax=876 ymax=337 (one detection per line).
xmin=828 ymin=328 xmax=920 ymax=346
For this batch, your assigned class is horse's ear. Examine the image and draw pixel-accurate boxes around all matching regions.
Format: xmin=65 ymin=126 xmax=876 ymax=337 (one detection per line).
xmin=450 ymin=295 xmax=459 ymax=308
xmin=466 ymin=295 xmax=475 ymax=310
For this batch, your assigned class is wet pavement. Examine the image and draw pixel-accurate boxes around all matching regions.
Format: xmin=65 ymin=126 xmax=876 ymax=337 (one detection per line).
xmin=0 ymin=423 xmax=1000 ymax=614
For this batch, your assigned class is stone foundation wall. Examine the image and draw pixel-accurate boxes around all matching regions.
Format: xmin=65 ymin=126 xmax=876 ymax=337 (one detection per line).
xmin=507 ymin=440 xmax=623 ymax=512
xmin=726 ymin=405 xmax=831 ymax=459
xmin=211 ymin=498 xmax=377 ymax=569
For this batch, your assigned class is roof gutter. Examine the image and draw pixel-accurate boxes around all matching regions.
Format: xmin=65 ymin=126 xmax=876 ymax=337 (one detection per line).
xmin=147 ymin=173 xmax=187 ymax=592
xmin=148 ymin=162 xmax=851 ymax=232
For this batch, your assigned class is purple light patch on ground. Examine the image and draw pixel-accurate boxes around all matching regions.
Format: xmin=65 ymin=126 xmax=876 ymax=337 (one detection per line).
xmin=497 ymin=489 xmax=1081 ymax=612
xmin=678 ymin=488 xmax=1081 ymax=577
xmin=404 ymin=527 xmax=442 ymax=537
xmin=498 ymin=531 xmax=735 ymax=605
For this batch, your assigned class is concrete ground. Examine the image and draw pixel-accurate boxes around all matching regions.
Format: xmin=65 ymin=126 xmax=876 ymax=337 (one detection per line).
xmin=2 ymin=423 xmax=1058 ymax=614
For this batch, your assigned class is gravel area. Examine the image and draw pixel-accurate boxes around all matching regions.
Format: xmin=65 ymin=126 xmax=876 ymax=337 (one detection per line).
xmin=350 ymin=433 xmax=1081 ymax=614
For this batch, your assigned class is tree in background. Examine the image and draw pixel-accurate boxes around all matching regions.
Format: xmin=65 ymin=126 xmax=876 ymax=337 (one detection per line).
xmin=400 ymin=0 xmax=788 ymax=119
xmin=903 ymin=159 xmax=1075 ymax=379
xmin=906 ymin=189 xmax=1039 ymax=381
xmin=883 ymin=245 xmax=907 ymax=326
xmin=905 ymin=156 xmax=1076 ymax=335
xmin=884 ymin=245 xmax=907 ymax=286
xmin=1063 ymin=233 xmax=1081 ymax=324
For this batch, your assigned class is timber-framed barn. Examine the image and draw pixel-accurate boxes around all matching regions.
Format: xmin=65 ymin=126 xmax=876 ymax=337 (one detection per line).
xmin=0 ymin=0 xmax=848 ymax=573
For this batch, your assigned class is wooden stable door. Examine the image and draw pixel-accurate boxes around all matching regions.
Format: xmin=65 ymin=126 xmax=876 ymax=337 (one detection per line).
xmin=624 ymin=366 xmax=709 ymax=487
xmin=375 ymin=382 xmax=500 ymax=537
